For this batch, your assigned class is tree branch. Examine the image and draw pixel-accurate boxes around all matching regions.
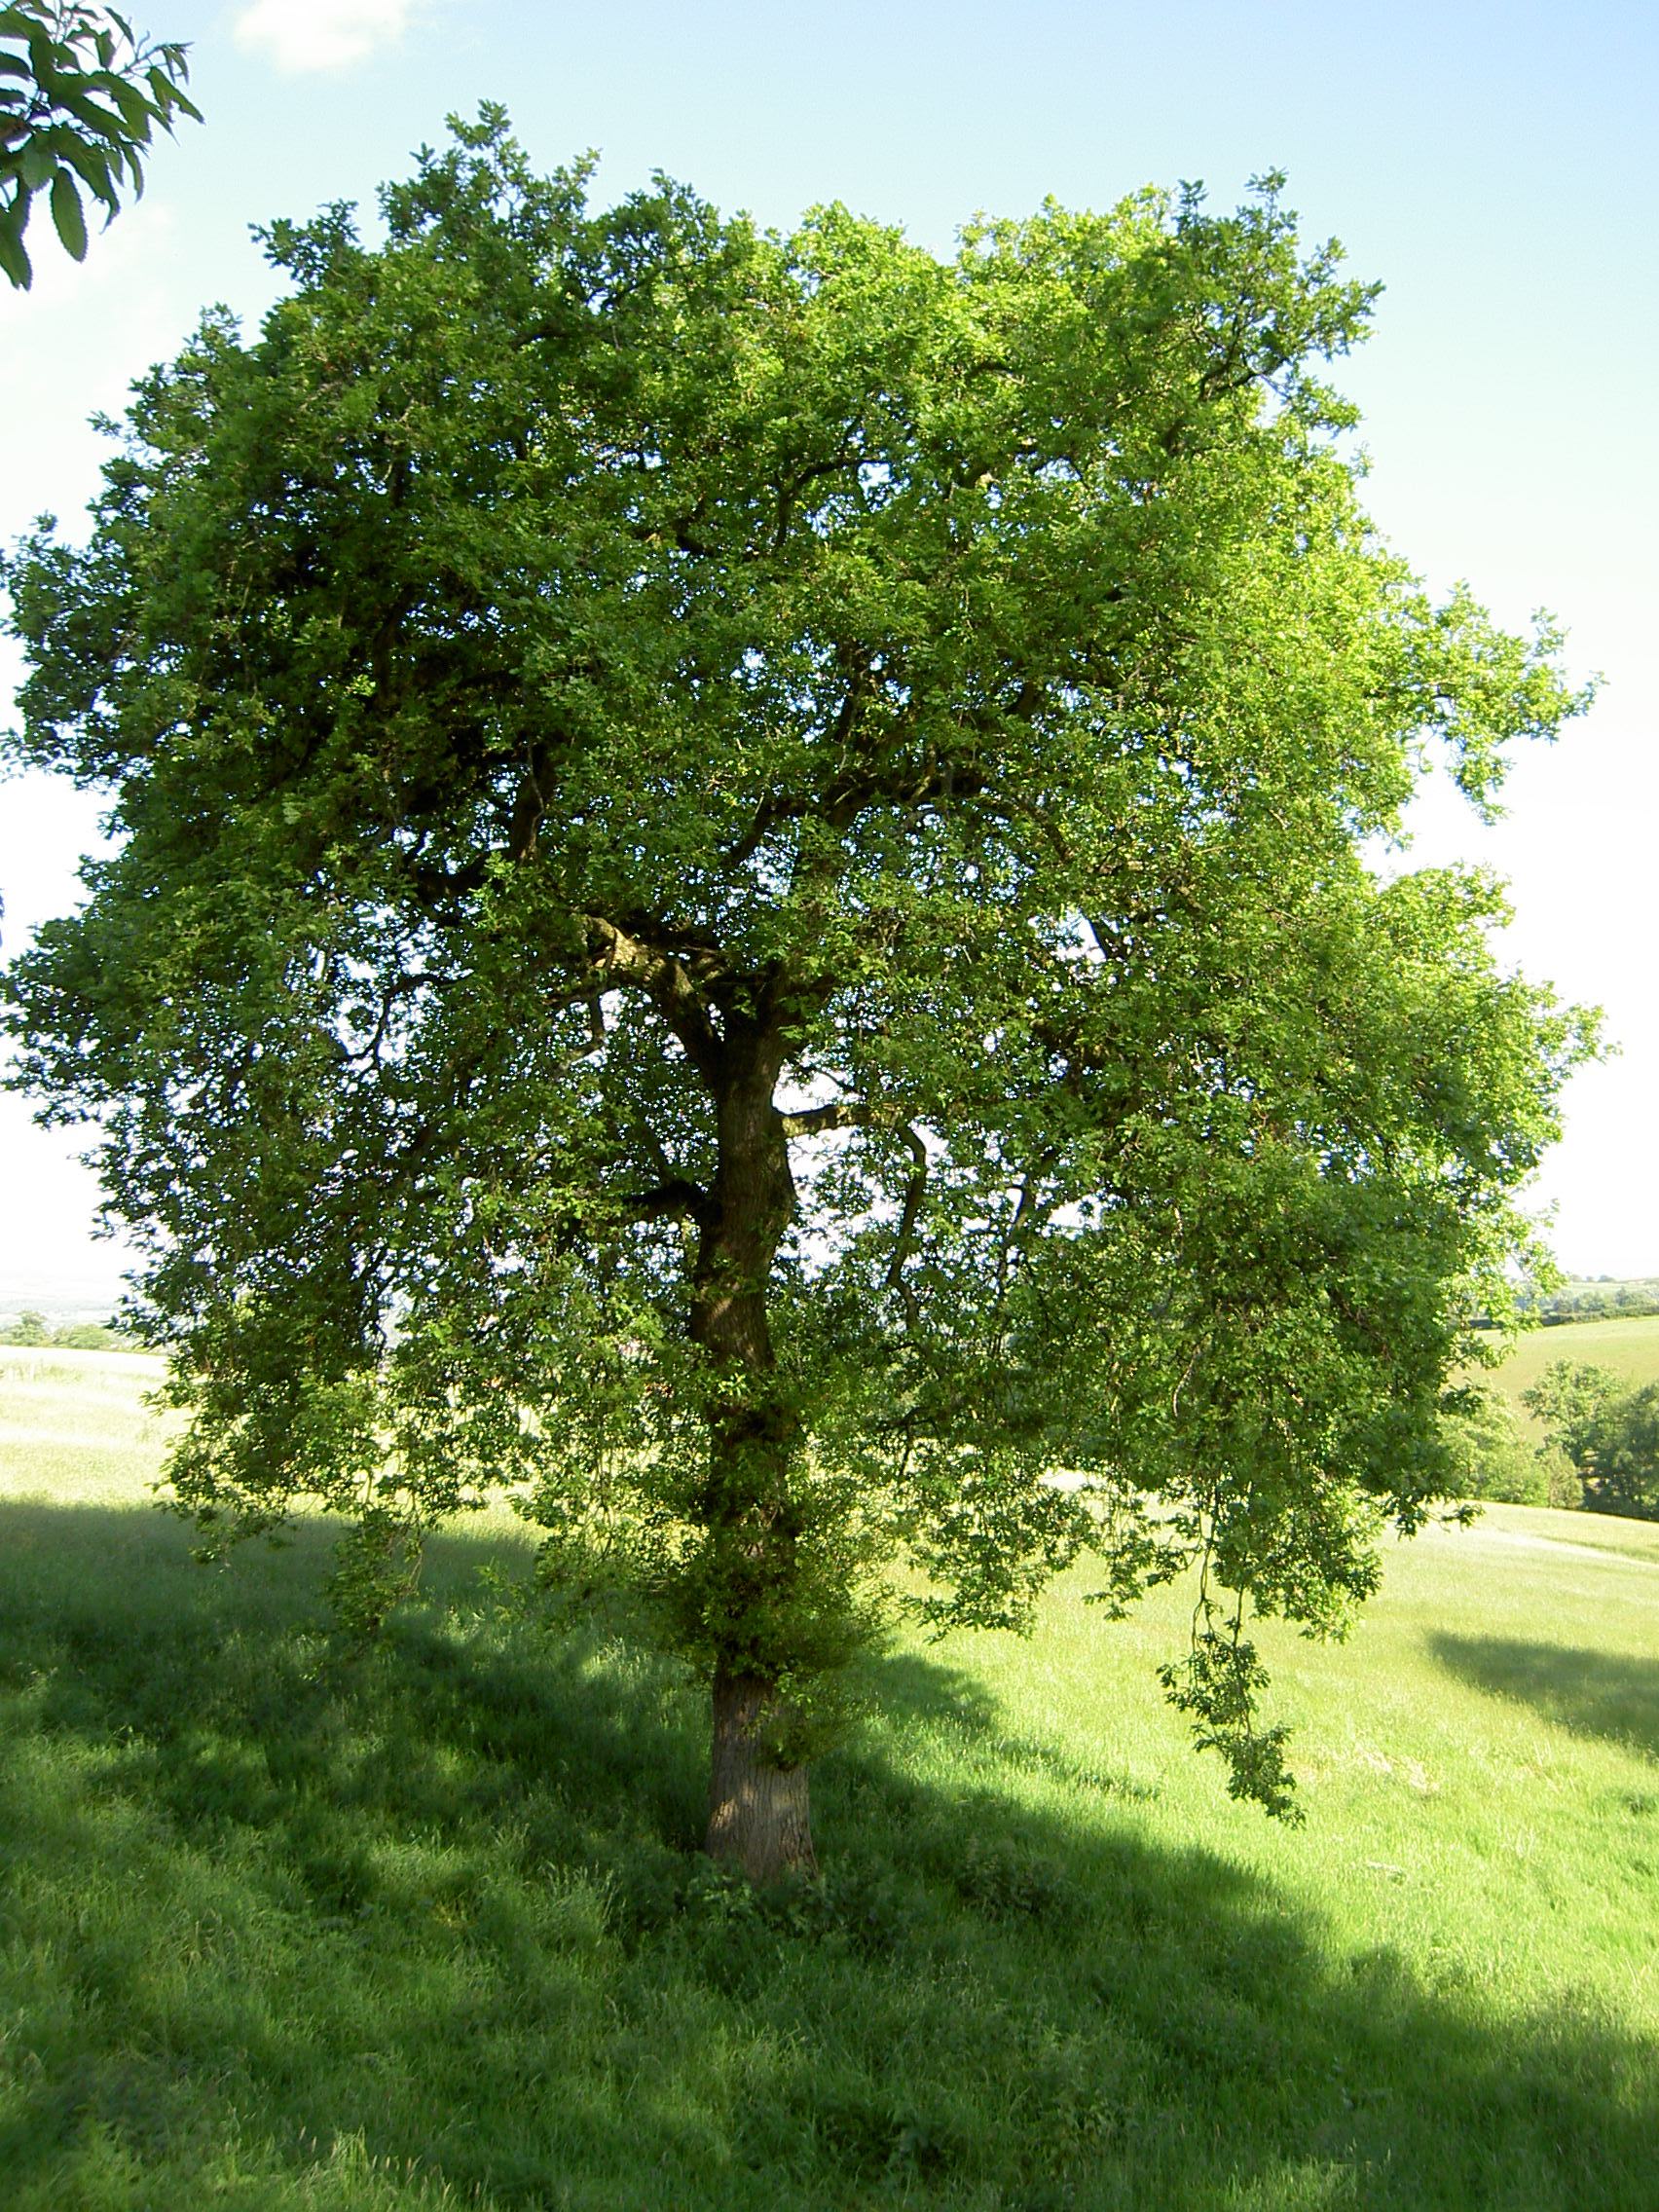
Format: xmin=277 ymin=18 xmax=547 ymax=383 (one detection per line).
xmin=582 ymin=914 xmax=724 ymax=1084
xmin=619 ymin=1177 xmax=713 ymax=1227
xmin=885 ymin=1124 xmax=929 ymax=1324
xmin=777 ymin=1099 xmax=875 ymax=1138
xmin=773 ymin=445 xmax=863 ymax=552
xmin=720 ymin=794 xmax=782 ymax=872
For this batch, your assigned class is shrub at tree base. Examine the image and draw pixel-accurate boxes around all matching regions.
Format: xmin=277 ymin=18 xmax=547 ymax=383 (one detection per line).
xmin=1543 ymin=1453 xmax=1588 ymax=1511
xmin=0 ymin=113 xmax=1592 ymax=1877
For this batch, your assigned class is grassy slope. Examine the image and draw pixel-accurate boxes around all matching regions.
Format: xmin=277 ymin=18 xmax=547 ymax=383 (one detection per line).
xmin=1 ymin=1348 xmax=1656 ymax=2212
xmin=1483 ymin=1311 xmax=1659 ymax=1426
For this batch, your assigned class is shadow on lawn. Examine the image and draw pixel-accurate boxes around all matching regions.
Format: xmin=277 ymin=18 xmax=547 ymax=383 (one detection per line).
xmin=1429 ymin=1632 xmax=1659 ymax=1764
xmin=0 ymin=1497 xmax=1653 ymax=2212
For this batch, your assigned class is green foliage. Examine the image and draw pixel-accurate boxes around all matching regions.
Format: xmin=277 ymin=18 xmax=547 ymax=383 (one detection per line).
xmin=0 ymin=2 xmax=200 ymax=289
xmin=1523 ymin=1359 xmax=1659 ymax=1520
xmin=1543 ymin=1452 xmax=1585 ymax=1510
xmin=1523 ymin=1360 xmax=1620 ymax=1462
xmin=0 ymin=114 xmax=1596 ymax=1821
xmin=1443 ymin=1384 xmax=1581 ymax=1508
xmin=0 ymin=1309 xmax=128 ymax=1347
xmin=1159 ymin=1614 xmax=1302 ymax=1822
xmin=49 ymin=1317 xmax=124 ymax=1347
xmin=1580 ymin=1383 xmax=1659 ymax=1521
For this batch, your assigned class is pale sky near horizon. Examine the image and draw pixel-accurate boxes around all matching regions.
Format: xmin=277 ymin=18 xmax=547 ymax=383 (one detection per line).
xmin=2 ymin=0 xmax=1655 ymax=1305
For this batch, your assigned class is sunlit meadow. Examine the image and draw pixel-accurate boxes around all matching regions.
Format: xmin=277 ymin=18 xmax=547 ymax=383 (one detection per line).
xmin=0 ymin=1344 xmax=1653 ymax=2209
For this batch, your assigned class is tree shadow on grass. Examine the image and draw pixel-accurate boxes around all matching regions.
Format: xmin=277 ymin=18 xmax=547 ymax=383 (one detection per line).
xmin=0 ymin=1498 xmax=1653 ymax=2212
xmin=1428 ymin=1633 xmax=1659 ymax=1764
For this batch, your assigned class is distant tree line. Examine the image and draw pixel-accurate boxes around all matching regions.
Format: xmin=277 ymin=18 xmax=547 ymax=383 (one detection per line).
xmin=0 ymin=1308 xmax=127 ymax=1349
xmin=1517 ymin=1278 xmax=1659 ymax=1326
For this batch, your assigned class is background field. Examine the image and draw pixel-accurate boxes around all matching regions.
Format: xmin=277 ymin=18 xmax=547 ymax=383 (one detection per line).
xmin=1482 ymin=1311 xmax=1659 ymax=1426
xmin=1 ymin=1343 xmax=1655 ymax=2210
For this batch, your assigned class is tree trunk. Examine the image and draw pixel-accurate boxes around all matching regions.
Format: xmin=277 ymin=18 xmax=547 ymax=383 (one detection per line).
xmin=686 ymin=1014 xmax=820 ymax=1879
xmin=704 ymin=1665 xmax=817 ymax=1881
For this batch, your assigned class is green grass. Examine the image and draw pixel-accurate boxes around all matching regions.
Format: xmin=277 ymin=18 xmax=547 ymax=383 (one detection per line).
xmin=1484 ymin=1312 xmax=1659 ymax=1425
xmin=1 ymin=1346 xmax=1656 ymax=2210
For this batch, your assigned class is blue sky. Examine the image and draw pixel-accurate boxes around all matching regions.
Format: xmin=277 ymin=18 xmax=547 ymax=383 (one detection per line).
xmin=2 ymin=0 xmax=1655 ymax=1300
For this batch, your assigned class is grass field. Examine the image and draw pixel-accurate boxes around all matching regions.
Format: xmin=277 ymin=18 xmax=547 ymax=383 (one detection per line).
xmin=1 ymin=1345 xmax=1656 ymax=2210
xmin=1483 ymin=1311 xmax=1659 ymax=1426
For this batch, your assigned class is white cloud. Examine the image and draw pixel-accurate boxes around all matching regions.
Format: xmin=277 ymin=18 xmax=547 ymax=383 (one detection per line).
xmin=233 ymin=0 xmax=423 ymax=74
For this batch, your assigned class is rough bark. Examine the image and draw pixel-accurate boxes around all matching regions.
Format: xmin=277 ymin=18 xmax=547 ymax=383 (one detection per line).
xmin=705 ymin=1666 xmax=818 ymax=1881
xmin=688 ymin=1013 xmax=819 ymax=1877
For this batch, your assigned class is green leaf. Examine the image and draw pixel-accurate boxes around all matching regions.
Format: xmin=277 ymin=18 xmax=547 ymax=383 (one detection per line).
xmin=119 ymin=92 xmax=156 ymax=141
xmin=18 ymin=133 xmax=54 ymax=189
xmin=148 ymin=66 xmax=201 ymax=127
xmin=49 ymin=85 xmax=130 ymax=147
xmin=21 ymin=21 xmax=61 ymax=75
xmin=49 ymin=165 xmax=85 ymax=260
xmin=0 ymin=207 xmax=30 ymax=288
xmin=90 ymin=70 xmax=154 ymax=137
xmin=58 ymin=134 xmax=117 ymax=213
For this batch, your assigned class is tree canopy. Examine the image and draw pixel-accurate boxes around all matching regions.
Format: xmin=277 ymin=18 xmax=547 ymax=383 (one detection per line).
xmin=0 ymin=113 xmax=1592 ymax=1877
xmin=0 ymin=2 xmax=199 ymax=289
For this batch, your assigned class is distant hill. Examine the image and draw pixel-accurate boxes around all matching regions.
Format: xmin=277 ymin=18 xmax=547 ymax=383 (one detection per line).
xmin=1519 ymin=1276 xmax=1659 ymax=1325
xmin=0 ymin=1274 xmax=129 ymax=1330
xmin=1485 ymin=1311 xmax=1659 ymax=1435
xmin=0 ymin=1300 xmax=127 ymax=1338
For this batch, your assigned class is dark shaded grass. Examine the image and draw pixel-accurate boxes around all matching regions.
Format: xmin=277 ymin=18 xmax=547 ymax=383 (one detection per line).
xmin=0 ymin=1499 xmax=1653 ymax=2211
xmin=1429 ymin=1634 xmax=1659 ymax=1765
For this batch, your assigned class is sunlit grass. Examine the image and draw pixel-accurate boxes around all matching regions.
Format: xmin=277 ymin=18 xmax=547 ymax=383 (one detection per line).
xmin=0 ymin=1345 xmax=1654 ymax=2208
xmin=1485 ymin=1311 xmax=1659 ymax=1430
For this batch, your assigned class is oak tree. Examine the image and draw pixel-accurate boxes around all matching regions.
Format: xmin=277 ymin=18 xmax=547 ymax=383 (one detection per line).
xmin=1 ymin=115 xmax=1591 ymax=1878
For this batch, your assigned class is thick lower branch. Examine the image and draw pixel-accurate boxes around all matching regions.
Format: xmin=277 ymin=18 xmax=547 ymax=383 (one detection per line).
xmin=778 ymin=1097 xmax=874 ymax=1138
xmin=620 ymin=1177 xmax=713 ymax=1227
xmin=582 ymin=914 xmax=725 ymax=1083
